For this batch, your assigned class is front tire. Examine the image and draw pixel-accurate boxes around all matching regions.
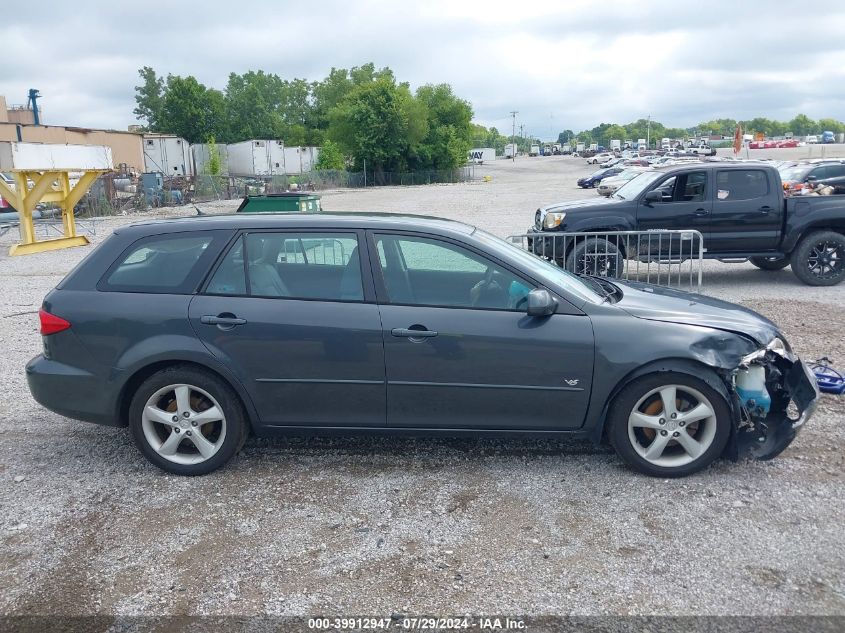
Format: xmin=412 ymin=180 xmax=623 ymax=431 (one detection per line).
xmin=607 ymin=372 xmax=732 ymax=477
xmin=565 ymin=237 xmax=623 ymax=277
xmin=129 ymin=365 xmax=248 ymax=475
xmin=750 ymin=256 xmax=789 ymax=271
xmin=790 ymin=230 xmax=845 ymax=286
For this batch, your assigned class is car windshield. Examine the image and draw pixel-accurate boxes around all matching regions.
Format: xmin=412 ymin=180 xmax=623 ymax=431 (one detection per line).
xmin=779 ymin=165 xmax=813 ymax=181
xmin=472 ymin=229 xmax=604 ymax=304
xmin=590 ymin=169 xmax=608 ymax=177
xmin=612 ymin=171 xmax=664 ymax=200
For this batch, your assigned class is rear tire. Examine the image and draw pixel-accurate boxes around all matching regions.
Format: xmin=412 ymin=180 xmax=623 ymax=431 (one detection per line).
xmin=750 ymin=256 xmax=789 ymax=271
xmin=608 ymin=372 xmax=732 ymax=477
xmin=790 ymin=230 xmax=845 ymax=286
xmin=565 ymin=238 xmax=623 ymax=277
xmin=129 ymin=365 xmax=248 ymax=475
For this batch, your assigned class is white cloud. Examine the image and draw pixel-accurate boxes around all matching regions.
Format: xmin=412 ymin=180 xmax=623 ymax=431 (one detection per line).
xmin=2 ymin=0 xmax=844 ymax=138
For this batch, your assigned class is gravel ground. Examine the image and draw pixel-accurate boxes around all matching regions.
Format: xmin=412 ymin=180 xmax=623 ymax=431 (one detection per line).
xmin=0 ymin=155 xmax=843 ymax=619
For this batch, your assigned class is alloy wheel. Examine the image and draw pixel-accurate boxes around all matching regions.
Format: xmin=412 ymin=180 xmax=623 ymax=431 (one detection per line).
xmin=627 ymin=384 xmax=718 ymax=467
xmin=141 ymin=383 xmax=227 ymax=465
xmin=806 ymin=240 xmax=843 ymax=280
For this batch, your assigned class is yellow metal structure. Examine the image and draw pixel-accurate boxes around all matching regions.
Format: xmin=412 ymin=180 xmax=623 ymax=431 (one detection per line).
xmin=0 ymin=169 xmax=104 ymax=255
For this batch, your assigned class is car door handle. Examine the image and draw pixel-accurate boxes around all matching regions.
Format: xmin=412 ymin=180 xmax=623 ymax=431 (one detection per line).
xmin=391 ymin=327 xmax=438 ymax=338
xmin=201 ymin=315 xmax=247 ymax=327
xmin=759 ymin=206 xmax=772 ymax=214
xmin=694 ymin=208 xmax=709 ymax=216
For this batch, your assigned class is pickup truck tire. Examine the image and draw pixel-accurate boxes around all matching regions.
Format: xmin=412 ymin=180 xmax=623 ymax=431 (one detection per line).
xmin=749 ymin=256 xmax=790 ymax=271
xmin=565 ymin=238 xmax=624 ymax=278
xmin=790 ymin=230 xmax=845 ymax=286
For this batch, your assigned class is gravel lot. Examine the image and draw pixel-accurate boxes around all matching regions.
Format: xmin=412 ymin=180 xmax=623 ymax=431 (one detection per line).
xmin=0 ymin=155 xmax=843 ymax=619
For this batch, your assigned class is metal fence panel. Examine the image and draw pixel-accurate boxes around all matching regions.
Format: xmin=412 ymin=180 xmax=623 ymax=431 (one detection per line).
xmin=508 ymin=229 xmax=704 ymax=291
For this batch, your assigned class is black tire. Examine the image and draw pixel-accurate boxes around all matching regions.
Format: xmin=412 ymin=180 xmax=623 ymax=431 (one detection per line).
xmin=565 ymin=237 xmax=624 ymax=277
xmin=789 ymin=230 xmax=845 ymax=286
xmin=607 ymin=372 xmax=732 ymax=477
xmin=749 ymin=256 xmax=790 ymax=271
xmin=128 ymin=365 xmax=248 ymax=475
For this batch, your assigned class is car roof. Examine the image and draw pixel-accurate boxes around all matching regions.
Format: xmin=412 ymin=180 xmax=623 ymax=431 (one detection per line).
xmin=115 ymin=212 xmax=477 ymax=238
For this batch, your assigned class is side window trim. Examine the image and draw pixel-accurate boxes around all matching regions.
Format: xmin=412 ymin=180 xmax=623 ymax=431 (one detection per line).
xmin=367 ymin=230 xmax=539 ymax=311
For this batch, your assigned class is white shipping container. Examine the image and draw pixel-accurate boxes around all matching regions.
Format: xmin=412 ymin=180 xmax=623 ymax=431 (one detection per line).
xmin=0 ymin=142 xmax=113 ymax=171
xmin=504 ymin=143 xmax=517 ymax=158
xmin=143 ymin=135 xmax=193 ymax=176
xmin=467 ymin=147 xmax=495 ymax=164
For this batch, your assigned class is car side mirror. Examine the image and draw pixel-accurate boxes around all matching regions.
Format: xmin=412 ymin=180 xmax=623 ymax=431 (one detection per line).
xmin=527 ymin=288 xmax=557 ymax=317
xmin=644 ymin=190 xmax=662 ymax=203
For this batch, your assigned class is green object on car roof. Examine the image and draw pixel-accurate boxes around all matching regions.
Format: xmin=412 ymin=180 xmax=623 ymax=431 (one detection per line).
xmin=236 ymin=193 xmax=322 ymax=214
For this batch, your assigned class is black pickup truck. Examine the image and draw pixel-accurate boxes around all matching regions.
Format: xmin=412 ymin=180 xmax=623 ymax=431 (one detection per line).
xmin=529 ymin=162 xmax=845 ymax=285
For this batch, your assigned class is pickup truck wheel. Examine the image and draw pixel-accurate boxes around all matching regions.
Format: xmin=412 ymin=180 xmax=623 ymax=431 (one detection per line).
xmin=750 ymin=256 xmax=789 ymax=271
xmin=790 ymin=230 xmax=845 ymax=286
xmin=565 ymin=238 xmax=623 ymax=277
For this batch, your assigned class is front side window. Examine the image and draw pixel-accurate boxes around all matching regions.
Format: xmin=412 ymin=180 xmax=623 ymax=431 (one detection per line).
xmin=716 ymin=170 xmax=768 ymax=201
xmin=103 ymin=233 xmax=216 ymax=293
xmin=206 ymin=232 xmax=363 ymax=301
xmin=649 ymin=171 xmax=707 ymax=203
xmin=375 ymin=234 xmax=533 ymax=310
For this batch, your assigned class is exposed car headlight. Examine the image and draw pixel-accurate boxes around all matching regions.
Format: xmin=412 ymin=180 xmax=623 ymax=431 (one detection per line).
xmin=740 ymin=337 xmax=794 ymax=366
xmin=767 ymin=337 xmax=793 ymax=360
xmin=543 ymin=211 xmax=566 ymax=229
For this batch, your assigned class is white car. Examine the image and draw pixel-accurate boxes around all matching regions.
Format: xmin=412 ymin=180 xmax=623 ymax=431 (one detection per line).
xmin=597 ymin=168 xmax=649 ymax=196
xmin=587 ymin=152 xmax=615 ymax=165
xmin=599 ymin=157 xmax=624 ymax=168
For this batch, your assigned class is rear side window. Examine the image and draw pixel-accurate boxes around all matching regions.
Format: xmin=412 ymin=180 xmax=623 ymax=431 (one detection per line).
xmin=101 ymin=232 xmax=222 ymax=294
xmin=205 ymin=232 xmax=364 ymax=301
xmin=716 ymin=170 xmax=768 ymax=201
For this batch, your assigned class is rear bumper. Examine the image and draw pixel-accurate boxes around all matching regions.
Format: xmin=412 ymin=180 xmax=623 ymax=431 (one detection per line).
xmin=26 ymin=354 xmax=121 ymax=426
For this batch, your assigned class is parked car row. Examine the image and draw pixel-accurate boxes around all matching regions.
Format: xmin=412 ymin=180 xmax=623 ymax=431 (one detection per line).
xmin=779 ymin=159 xmax=845 ymax=195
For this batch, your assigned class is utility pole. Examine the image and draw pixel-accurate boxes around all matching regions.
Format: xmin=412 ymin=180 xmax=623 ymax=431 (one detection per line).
xmin=646 ymin=115 xmax=651 ymax=149
xmin=510 ymin=110 xmax=518 ymax=162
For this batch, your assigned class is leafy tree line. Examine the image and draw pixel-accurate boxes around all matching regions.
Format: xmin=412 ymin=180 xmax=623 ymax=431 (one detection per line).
xmin=134 ymin=63 xmax=474 ymax=174
xmin=552 ymin=115 xmax=845 ymax=149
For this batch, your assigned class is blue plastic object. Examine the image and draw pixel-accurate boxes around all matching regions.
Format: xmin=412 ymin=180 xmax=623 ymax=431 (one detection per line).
xmin=810 ymin=358 xmax=845 ymax=395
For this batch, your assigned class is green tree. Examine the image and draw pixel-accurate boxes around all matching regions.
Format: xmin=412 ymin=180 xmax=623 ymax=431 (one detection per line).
xmin=205 ymin=136 xmax=221 ymax=176
xmin=414 ymin=83 xmax=473 ymax=170
xmin=328 ymin=76 xmax=411 ymax=174
xmin=160 ymin=75 xmax=225 ymax=144
xmin=818 ymin=118 xmax=845 ymax=134
xmin=789 ymin=114 xmax=817 ymax=136
xmin=133 ymin=66 xmax=165 ymax=130
xmin=314 ymin=139 xmax=346 ymax=170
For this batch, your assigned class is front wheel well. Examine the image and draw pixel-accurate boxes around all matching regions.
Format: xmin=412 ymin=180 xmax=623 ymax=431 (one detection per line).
xmin=117 ymin=360 xmax=255 ymax=431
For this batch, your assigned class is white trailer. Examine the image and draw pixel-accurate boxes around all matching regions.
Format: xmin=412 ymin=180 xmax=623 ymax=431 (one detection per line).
xmin=143 ymin=134 xmax=193 ymax=176
xmin=529 ymin=145 xmax=540 ymax=156
xmin=192 ymin=143 xmax=229 ymax=176
xmin=227 ymin=140 xmax=286 ymax=177
xmin=637 ymin=138 xmax=647 ymax=150
xmin=610 ymin=139 xmax=621 ymax=151
xmin=504 ymin=143 xmax=517 ymax=158
xmin=576 ymin=143 xmax=585 ymax=153
xmin=467 ymin=147 xmax=495 ymax=164
xmin=282 ymin=146 xmax=321 ymax=174
xmin=589 ymin=143 xmax=598 ymax=152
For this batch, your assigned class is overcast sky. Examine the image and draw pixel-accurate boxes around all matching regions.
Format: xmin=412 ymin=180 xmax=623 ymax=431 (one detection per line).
xmin=3 ymin=0 xmax=845 ymax=139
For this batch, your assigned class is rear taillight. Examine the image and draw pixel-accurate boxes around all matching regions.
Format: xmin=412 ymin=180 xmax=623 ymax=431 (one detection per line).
xmin=39 ymin=309 xmax=71 ymax=335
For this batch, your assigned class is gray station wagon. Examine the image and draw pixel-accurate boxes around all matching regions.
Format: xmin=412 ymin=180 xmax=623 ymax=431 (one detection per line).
xmin=27 ymin=214 xmax=819 ymax=476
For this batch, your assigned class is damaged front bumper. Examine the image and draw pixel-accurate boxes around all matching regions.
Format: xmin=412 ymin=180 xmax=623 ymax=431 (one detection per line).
xmin=733 ymin=356 xmax=821 ymax=461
